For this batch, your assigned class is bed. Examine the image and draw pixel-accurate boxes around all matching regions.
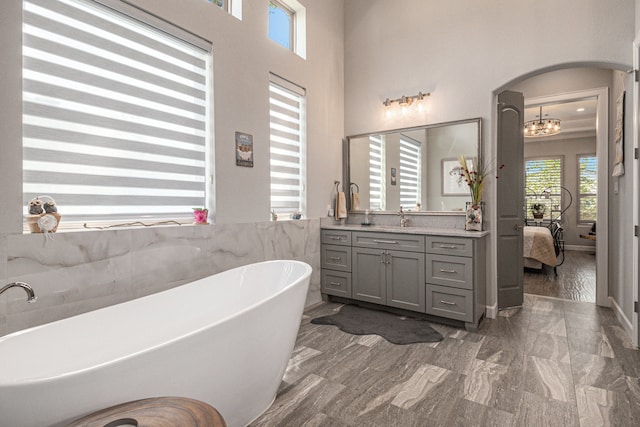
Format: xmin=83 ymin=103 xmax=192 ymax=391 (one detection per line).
xmin=523 ymin=226 xmax=558 ymax=271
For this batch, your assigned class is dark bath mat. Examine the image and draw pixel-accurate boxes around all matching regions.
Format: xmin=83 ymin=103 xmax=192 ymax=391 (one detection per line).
xmin=311 ymin=304 xmax=443 ymax=345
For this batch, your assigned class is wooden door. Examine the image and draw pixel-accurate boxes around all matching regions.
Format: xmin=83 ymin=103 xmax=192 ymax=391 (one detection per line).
xmin=497 ymin=90 xmax=525 ymax=308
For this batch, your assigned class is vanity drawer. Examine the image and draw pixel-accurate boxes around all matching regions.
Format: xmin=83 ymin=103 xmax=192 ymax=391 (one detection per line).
xmin=321 ymin=229 xmax=352 ymax=246
xmin=425 ymin=254 xmax=473 ymax=290
xmin=321 ymin=245 xmax=352 ymax=272
xmin=426 ymin=284 xmax=473 ymax=322
xmin=352 ymin=232 xmax=425 ymax=252
xmin=425 ymin=236 xmax=473 ymax=257
xmin=321 ymin=270 xmax=351 ymax=297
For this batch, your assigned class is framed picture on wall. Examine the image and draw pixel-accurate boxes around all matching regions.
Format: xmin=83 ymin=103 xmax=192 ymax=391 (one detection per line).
xmin=235 ymin=131 xmax=254 ymax=167
xmin=442 ymin=158 xmax=473 ymax=196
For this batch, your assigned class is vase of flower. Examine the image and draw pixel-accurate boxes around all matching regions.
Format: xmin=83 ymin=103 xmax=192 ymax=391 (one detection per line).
xmin=465 ymin=202 xmax=483 ymax=231
xmin=531 ymin=202 xmax=546 ymax=220
xmin=458 ymin=155 xmax=504 ymax=231
xmin=193 ymin=207 xmax=208 ymax=224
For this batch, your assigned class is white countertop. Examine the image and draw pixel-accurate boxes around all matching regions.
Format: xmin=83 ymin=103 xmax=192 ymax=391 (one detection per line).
xmin=321 ymin=224 xmax=489 ymax=238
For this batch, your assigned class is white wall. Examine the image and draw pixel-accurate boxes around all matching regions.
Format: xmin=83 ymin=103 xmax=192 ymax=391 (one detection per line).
xmin=344 ymin=0 xmax=635 ymax=312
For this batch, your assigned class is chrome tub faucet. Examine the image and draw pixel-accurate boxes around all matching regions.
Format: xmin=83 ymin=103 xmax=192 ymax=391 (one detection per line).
xmin=0 ymin=282 xmax=37 ymax=303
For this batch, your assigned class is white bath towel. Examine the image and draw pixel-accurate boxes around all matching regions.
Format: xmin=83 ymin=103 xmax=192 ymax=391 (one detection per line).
xmin=351 ymin=192 xmax=361 ymax=211
xmin=335 ymin=192 xmax=347 ymax=220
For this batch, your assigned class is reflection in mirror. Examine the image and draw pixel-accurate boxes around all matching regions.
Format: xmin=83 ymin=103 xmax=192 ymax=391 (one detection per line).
xmin=347 ymin=118 xmax=481 ymax=213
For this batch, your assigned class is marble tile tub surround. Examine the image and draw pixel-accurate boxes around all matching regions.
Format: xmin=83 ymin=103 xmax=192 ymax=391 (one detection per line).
xmin=0 ymin=219 xmax=321 ymax=337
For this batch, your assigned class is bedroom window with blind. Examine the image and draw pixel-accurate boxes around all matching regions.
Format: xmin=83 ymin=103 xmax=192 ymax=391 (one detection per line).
xmin=525 ymin=157 xmax=563 ymax=221
xmin=578 ymin=154 xmax=597 ymax=223
xmin=369 ymin=135 xmax=386 ymax=211
xmin=399 ymin=136 xmax=421 ymax=209
xmin=269 ymin=76 xmax=306 ymax=217
xmin=22 ymin=0 xmax=212 ymax=226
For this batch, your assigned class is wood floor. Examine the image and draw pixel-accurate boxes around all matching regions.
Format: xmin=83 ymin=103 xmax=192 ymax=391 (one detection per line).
xmin=250 ymin=296 xmax=640 ymax=426
xmin=524 ymin=250 xmax=596 ymax=302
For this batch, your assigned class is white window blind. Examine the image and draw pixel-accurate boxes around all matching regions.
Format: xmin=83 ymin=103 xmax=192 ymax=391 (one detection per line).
xmin=369 ymin=135 xmax=386 ymax=211
xmin=578 ymin=155 xmax=597 ymax=223
xmin=525 ymin=157 xmax=563 ymax=220
xmin=399 ymin=136 xmax=421 ymax=209
xmin=22 ymin=0 xmax=211 ymax=223
xmin=269 ymin=76 xmax=306 ymax=216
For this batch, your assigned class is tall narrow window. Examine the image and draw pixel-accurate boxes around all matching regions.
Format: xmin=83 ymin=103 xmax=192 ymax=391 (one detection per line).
xmin=525 ymin=157 xmax=563 ymax=220
xmin=369 ymin=135 xmax=386 ymax=211
xmin=578 ymin=154 xmax=597 ymax=223
xmin=399 ymin=136 xmax=421 ymax=209
xmin=269 ymin=1 xmax=293 ymax=50
xmin=269 ymin=76 xmax=306 ymax=217
xmin=22 ymin=0 xmax=211 ymax=224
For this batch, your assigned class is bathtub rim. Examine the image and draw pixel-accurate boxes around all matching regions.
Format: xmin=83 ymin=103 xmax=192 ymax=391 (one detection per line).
xmin=0 ymin=259 xmax=312 ymax=386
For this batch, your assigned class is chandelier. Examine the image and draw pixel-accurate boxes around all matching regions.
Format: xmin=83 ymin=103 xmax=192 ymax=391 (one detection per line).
xmin=524 ymin=106 xmax=561 ymax=137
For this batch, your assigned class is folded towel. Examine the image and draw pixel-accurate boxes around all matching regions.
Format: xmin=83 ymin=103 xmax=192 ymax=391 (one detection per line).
xmin=351 ymin=192 xmax=361 ymax=211
xmin=335 ymin=191 xmax=347 ymax=220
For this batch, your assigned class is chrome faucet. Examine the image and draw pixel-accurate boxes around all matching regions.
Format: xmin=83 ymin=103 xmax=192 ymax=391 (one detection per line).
xmin=397 ymin=206 xmax=409 ymax=227
xmin=0 ymin=282 xmax=37 ymax=303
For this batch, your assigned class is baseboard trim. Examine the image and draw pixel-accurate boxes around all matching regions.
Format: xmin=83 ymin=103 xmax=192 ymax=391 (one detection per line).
xmin=486 ymin=302 xmax=497 ymax=319
xmin=609 ymin=296 xmax=634 ymax=338
xmin=564 ymin=245 xmax=596 ymax=253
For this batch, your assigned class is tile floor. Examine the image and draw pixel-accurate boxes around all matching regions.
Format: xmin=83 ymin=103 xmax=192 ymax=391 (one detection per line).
xmin=251 ymin=295 xmax=640 ymax=426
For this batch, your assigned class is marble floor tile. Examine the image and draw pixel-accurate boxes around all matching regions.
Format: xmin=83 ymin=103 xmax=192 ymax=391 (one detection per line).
xmin=524 ymin=355 xmax=576 ymax=403
xmin=571 ymin=351 xmax=628 ymax=392
xmin=525 ymin=330 xmax=570 ymax=362
xmin=575 ymin=384 xmax=633 ymax=427
xmin=252 ymin=294 xmax=640 ymax=427
xmin=567 ymin=326 xmax=615 ymax=358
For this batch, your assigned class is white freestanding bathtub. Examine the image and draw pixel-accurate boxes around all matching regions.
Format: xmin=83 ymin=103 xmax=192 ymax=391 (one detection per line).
xmin=0 ymin=260 xmax=312 ymax=427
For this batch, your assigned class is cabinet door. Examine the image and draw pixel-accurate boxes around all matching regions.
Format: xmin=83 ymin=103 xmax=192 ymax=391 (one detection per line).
xmin=352 ymin=247 xmax=386 ymax=304
xmin=386 ymin=250 xmax=425 ymax=312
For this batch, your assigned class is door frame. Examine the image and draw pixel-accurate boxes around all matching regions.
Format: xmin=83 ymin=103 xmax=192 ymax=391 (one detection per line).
xmin=633 ymin=33 xmax=640 ymax=347
xmin=523 ymin=88 xmax=609 ymax=307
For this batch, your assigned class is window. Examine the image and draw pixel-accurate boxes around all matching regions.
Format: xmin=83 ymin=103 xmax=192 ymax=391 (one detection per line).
xmin=22 ymin=0 xmax=211 ymax=224
xmin=369 ymin=135 xmax=386 ymax=211
xmin=268 ymin=0 xmax=306 ymax=58
xmin=525 ymin=157 xmax=563 ymax=220
xmin=578 ymin=154 xmax=597 ymax=223
xmin=269 ymin=76 xmax=306 ymax=217
xmin=269 ymin=1 xmax=293 ymax=50
xmin=399 ymin=136 xmax=421 ymax=209
xmin=207 ymin=0 xmax=242 ymax=19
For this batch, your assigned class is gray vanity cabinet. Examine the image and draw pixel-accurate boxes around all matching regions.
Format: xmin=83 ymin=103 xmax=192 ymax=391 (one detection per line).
xmin=320 ymin=227 xmax=486 ymax=330
xmin=352 ymin=232 xmax=425 ymax=313
xmin=425 ymin=235 xmax=486 ymax=330
xmin=320 ymin=230 xmax=352 ymax=297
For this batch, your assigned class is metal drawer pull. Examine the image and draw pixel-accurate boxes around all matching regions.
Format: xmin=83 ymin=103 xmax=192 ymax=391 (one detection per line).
xmin=440 ymin=300 xmax=457 ymax=306
xmin=329 ymin=236 xmax=343 ymax=240
xmin=373 ymin=239 xmax=398 ymax=244
xmin=439 ymin=268 xmax=457 ymax=273
xmin=439 ymin=244 xmax=458 ymax=249
xmin=329 ymin=281 xmax=342 ymax=286
xmin=329 ymin=256 xmax=342 ymax=261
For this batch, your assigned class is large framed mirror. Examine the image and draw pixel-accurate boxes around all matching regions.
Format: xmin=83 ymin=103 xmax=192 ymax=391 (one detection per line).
xmin=346 ymin=118 xmax=482 ymax=213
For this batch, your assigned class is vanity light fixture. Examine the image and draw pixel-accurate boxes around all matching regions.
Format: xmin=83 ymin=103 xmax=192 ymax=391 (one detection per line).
xmin=524 ymin=106 xmax=561 ymax=138
xmin=383 ymin=91 xmax=430 ymax=117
